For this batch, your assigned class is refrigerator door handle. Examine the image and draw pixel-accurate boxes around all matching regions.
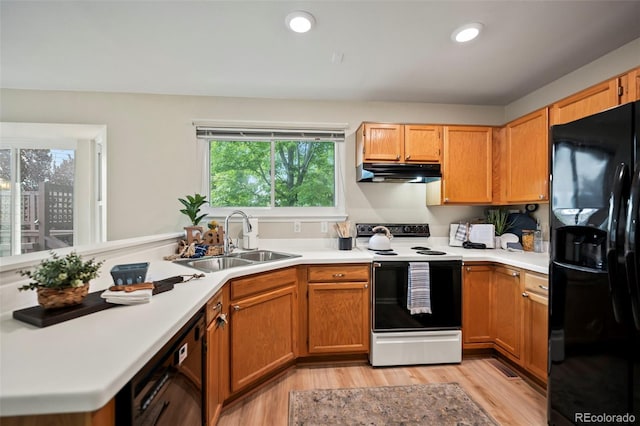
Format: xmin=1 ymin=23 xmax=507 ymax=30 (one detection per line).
xmin=625 ymin=164 xmax=640 ymax=330
xmin=607 ymin=163 xmax=630 ymax=324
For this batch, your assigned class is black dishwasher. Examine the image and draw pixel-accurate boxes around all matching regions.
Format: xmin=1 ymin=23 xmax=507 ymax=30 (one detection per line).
xmin=116 ymin=310 xmax=205 ymax=426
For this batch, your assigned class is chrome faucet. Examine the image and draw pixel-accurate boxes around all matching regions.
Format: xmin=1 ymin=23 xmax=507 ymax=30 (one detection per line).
xmin=223 ymin=210 xmax=252 ymax=254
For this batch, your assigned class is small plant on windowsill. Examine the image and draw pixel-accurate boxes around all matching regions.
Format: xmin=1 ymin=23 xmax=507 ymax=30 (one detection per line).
xmin=18 ymin=251 xmax=104 ymax=309
xmin=178 ymin=193 xmax=208 ymax=244
xmin=178 ymin=193 xmax=208 ymax=226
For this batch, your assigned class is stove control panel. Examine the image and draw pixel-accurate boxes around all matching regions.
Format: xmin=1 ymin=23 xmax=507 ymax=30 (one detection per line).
xmin=356 ymin=223 xmax=430 ymax=237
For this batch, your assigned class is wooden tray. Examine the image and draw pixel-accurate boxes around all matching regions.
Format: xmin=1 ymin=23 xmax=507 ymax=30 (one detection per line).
xmin=13 ymin=291 xmax=116 ymax=328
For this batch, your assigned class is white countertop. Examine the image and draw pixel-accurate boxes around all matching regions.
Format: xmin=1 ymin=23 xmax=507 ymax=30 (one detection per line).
xmin=0 ymin=242 xmax=547 ymax=417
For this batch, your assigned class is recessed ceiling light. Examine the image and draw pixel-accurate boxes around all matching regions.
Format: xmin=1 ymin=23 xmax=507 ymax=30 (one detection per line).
xmin=285 ymin=10 xmax=315 ymax=33
xmin=451 ymin=23 xmax=483 ymax=43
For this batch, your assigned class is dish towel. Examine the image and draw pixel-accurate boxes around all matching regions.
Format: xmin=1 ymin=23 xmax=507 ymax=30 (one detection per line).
xmin=407 ymin=262 xmax=432 ymax=315
xmin=100 ymin=289 xmax=153 ymax=305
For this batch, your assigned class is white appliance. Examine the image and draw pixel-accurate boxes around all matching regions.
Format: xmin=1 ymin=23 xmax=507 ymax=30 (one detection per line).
xmin=356 ymin=223 xmax=463 ymax=367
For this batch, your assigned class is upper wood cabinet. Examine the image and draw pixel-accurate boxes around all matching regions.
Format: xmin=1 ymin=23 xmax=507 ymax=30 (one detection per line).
xmin=441 ymin=126 xmax=493 ymax=204
xmin=356 ymin=123 xmax=442 ymax=164
xmin=550 ymin=78 xmax=621 ymax=125
xmin=404 ymin=125 xmax=442 ymax=163
xmin=621 ymin=67 xmax=640 ymax=104
xmin=356 ymin=123 xmax=404 ymax=163
xmin=502 ymin=107 xmax=549 ymax=203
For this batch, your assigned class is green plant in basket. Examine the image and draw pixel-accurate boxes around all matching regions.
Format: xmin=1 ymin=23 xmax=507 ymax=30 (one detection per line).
xmin=178 ymin=193 xmax=208 ymax=226
xmin=18 ymin=251 xmax=104 ymax=291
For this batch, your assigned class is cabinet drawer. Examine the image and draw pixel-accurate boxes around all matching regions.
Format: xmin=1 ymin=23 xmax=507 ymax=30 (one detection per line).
xmin=307 ymin=264 xmax=370 ymax=282
xmin=206 ymin=290 xmax=224 ymax=326
xmin=231 ymin=267 xmax=297 ymax=300
xmin=524 ymin=271 xmax=548 ymax=297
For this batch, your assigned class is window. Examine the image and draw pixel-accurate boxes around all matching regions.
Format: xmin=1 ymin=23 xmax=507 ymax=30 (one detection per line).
xmin=197 ymin=125 xmax=346 ymax=218
xmin=0 ymin=123 xmax=107 ymax=258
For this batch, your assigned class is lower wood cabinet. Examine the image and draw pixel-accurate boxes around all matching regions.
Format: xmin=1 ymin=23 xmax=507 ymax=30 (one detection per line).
xmin=493 ymin=265 xmax=522 ymax=359
xmin=463 ymin=263 xmax=547 ymax=383
xmin=227 ymin=268 xmax=298 ymax=394
xmin=206 ymin=288 xmax=227 ymax=426
xmin=462 ymin=264 xmax=493 ymax=346
xmin=522 ymin=271 xmax=549 ymax=383
xmin=306 ymin=265 xmax=370 ymax=354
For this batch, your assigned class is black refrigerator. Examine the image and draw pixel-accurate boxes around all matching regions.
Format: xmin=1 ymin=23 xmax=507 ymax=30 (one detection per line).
xmin=549 ymin=100 xmax=640 ymax=425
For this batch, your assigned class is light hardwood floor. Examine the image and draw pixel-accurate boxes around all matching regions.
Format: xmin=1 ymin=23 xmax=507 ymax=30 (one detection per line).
xmin=217 ymin=357 xmax=546 ymax=425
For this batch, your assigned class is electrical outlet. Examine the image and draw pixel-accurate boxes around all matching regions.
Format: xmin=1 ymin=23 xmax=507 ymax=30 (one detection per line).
xmin=294 ymin=221 xmax=301 ymax=233
xmin=321 ymin=221 xmax=328 ymax=233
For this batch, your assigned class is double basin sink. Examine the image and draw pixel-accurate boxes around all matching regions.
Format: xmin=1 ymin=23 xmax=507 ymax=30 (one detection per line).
xmin=174 ymin=250 xmax=300 ymax=272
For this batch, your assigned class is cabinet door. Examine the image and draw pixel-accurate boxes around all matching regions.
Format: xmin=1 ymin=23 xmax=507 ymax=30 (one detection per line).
xmin=622 ymin=67 xmax=640 ymax=103
xmin=207 ymin=315 xmax=222 ymax=425
xmin=308 ymin=282 xmax=369 ymax=354
xmin=404 ymin=125 xmax=442 ymax=163
xmin=206 ymin=290 xmax=226 ymax=426
xmin=550 ymin=78 xmax=620 ymax=125
xmin=442 ymin=126 xmax=493 ymax=204
xmin=362 ymin=123 xmax=403 ymax=162
xmin=504 ymin=108 xmax=549 ymax=203
xmin=462 ymin=265 xmax=494 ymax=345
xmin=493 ymin=266 xmax=522 ymax=358
xmin=229 ymin=284 xmax=297 ymax=393
xmin=523 ymin=291 xmax=548 ymax=383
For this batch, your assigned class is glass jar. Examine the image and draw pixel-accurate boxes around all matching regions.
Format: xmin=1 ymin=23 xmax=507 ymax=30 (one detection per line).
xmin=522 ymin=230 xmax=535 ymax=252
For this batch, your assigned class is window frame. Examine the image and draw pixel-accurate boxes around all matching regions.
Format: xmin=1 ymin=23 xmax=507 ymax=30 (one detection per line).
xmin=196 ymin=126 xmax=347 ymax=221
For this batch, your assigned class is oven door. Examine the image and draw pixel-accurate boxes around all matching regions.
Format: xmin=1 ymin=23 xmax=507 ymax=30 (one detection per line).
xmin=372 ymin=260 xmax=462 ymax=331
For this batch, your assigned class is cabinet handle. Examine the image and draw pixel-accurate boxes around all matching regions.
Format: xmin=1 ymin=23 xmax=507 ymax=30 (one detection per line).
xmin=539 ymin=285 xmax=549 ymax=291
xmin=406 ymin=155 xmax=411 ymax=160
xmin=522 ymin=292 xmax=529 ymax=297
xmin=333 ymin=273 xmax=345 ymax=278
xmin=364 ymin=284 xmax=368 ymax=289
xmin=539 ymin=194 xmax=544 ymax=199
xmin=233 ymin=305 xmax=241 ymax=311
xmin=212 ymin=301 xmax=222 ymax=313
xmin=444 ymin=198 xmax=450 ymax=203
xmin=512 ymin=271 xmax=520 ymax=277
xmin=396 ymin=155 xmax=400 ymax=160
xmin=466 ymin=267 xmax=471 ymax=272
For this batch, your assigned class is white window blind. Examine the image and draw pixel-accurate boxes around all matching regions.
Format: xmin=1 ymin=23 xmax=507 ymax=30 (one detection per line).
xmin=195 ymin=126 xmax=345 ymax=142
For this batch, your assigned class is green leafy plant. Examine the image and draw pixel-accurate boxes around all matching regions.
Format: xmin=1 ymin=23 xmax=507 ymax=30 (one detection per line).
xmin=486 ymin=209 xmax=515 ymax=236
xmin=18 ymin=251 xmax=104 ymax=291
xmin=178 ymin=193 xmax=208 ymax=226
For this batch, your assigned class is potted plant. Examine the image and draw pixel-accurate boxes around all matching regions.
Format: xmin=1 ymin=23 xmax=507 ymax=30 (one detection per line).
xmin=178 ymin=193 xmax=208 ymax=244
xmin=18 ymin=251 xmax=104 ymax=309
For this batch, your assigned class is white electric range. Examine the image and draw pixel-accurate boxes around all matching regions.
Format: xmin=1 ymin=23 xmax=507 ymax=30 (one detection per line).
xmin=356 ymin=223 xmax=463 ymax=367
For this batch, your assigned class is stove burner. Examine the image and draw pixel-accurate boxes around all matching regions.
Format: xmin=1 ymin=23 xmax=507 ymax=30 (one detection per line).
xmin=411 ymin=246 xmax=431 ymax=250
xmin=416 ymin=250 xmax=447 ymax=255
xmin=368 ymin=248 xmax=394 ymax=252
xmin=375 ymin=251 xmax=398 ymax=256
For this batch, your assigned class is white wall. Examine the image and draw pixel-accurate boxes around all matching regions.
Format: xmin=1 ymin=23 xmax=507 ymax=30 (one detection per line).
xmin=505 ymin=37 xmax=640 ymax=121
xmin=1 ymin=36 xmax=637 ymax=243
xmin=0 ymin=92 xmax=502 ymax=240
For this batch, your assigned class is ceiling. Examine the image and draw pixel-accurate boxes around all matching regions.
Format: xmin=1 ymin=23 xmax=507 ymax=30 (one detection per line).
xmin=1 ymin=1 xmax=639 ymax=106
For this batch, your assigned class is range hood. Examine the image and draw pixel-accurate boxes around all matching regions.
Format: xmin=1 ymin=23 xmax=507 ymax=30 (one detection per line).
xmin=356 ymin=163 xmax=442 ymax=183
